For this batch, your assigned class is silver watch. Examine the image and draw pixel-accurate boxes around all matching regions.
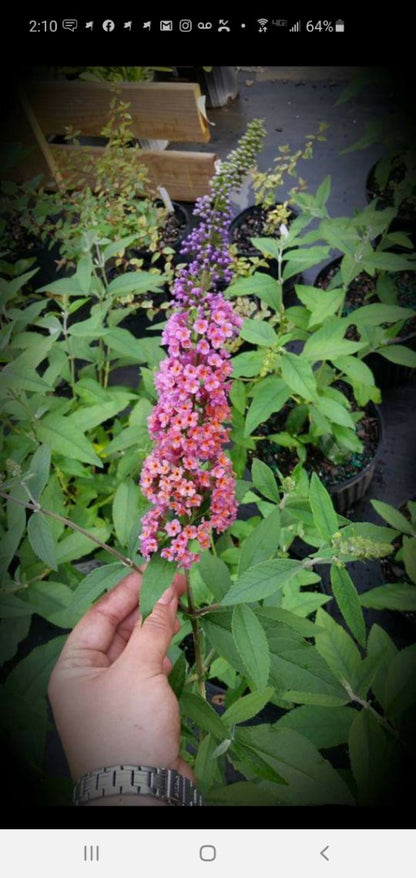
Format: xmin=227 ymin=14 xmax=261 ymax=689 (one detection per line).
xmin=73 ymin=765 xmax=203 ymax=806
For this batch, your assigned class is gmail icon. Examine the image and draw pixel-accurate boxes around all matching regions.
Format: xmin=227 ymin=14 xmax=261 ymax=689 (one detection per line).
xmin=160 ymin=20 xmax=173 ymax=30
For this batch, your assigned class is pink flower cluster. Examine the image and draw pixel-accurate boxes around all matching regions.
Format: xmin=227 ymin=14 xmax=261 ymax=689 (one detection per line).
xmin=140 ymin=294 xmax=242 ymax=568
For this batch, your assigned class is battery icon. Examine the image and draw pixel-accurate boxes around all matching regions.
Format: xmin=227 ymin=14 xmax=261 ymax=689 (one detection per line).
xmin=335 ymin=19 xmax=345 ymax=31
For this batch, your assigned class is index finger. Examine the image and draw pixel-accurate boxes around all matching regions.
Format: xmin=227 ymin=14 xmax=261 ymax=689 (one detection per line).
xmin=60 ymin=569 xmax=187 ymax=661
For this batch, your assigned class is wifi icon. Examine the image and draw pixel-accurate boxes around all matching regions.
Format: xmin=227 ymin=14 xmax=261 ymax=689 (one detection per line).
xmin=257 ymin=17 xmax=268 ymax=30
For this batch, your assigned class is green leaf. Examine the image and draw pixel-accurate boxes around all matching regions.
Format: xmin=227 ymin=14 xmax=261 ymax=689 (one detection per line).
xmin=112 ymin=479 xmax=140 ymax=547
xmin=205 ymin=781 xmax=280 ymax=806
xmin=223 ymin=688 xmax=275 ymax=727
xmin=25 ymin=445 xmax=51 ymax=503
xmin=235 ymin=725 xmax=354 ymax=804
xmin=0 ymin=616 xmax=32 ymax=666
xmin=270 ymin=641 xmax=349 ymax=706
xmin=251 ymin=458 xmax=280 ymax=503
xmin=198 ymin=552 xmax=232 ymax=602
xmin=403 ymin=536 xmax=416 ymax=584
xmin=168 ymin=652 xmax=187 ymax=701
xmin=222 ymin=559 xmax=300 ymax=606
xmin=5 ymin=635 xmax=67 ymax=701
xmin=244 ymin=376 xmax=290 ymax=436
xmin=231 ymin=350 xmax=266 ymax=378
xmin=371 ymin=499 xmax=414 ymax=535
xmin=194 ymin=734 xmax=226 ymax=798
xmin=54 ymin=523 xmax=111 ymax=565
xmin=376 ymin=345 xmax=416 ymax=367
xmin=140 ymin=553 xmax=176 ymax=621
xmin=315 ymin=396 xmax=355 ymax=429
xmin=106 ymin=272 xmax=164 ymax=296
xmin=238 ymin=507 xmax=281 ymax=574
xmin=350 ymin=303 xmax=415 ymax=327
xmin=76 ymin=255 xmax=93 ymax=294
xmin=103 ymin=235 xmax=140 ymax=263
xmin=282 ymin=246 xmax=332 ymax=281
xmin=366 ymin=624 xmax=398 ymax=711
xmin=314 ymin=608 xmax=362 ymax=692
xmin=333 ymin=355 xmax=375 ymax=387
xmin=330 ymin=565 xmax=366 ymax=647
xmin=227 ymin=273 xmax=281 ymax=312
xmin=348 ymin=709 xmax=395 ymax=805
xmin=36 ymin=276 xmax=83 ymax=296
xmin=21 ymin=580 xmax=74 ymax=626
xmin=27 ymin=513 xmax=58 ymax=571
xmin=105 ymin=328 xmax=150 ymax=361
xmin=231 ymin=605 xmax=271 ymax=690
xmin=68 ymin=396 xmax=133 ymax=434
xmin=281 ymin=352 xmax=317 ymax=401
xmin=276 ymin=704 xmax=356 ymax=749
xmin=296 ymin=284 xmax=345 ymax=327
xmin=36 ymin=418 xmax=102 ymax=467
xmin=360 ymin=583 xmax=416 ymax=611
xmin=384 ymin=642 xmax=416 ymax=722
xmin=229 ymin=380 xmax=246 ymax=415
xmin=239 ymin=318 xmax=277 ymax=348
xmin=180 ymin=691 xmax=228 ymax=740
xmin=309 ymin=472 xmax=338 ymax=541
xmin=51 ymin=562 xmax=126 ymax=627
xmin=0 ymin=592 xmax=34 ymax=619
xmin=302 ymin=320 xmax=365 ymax=361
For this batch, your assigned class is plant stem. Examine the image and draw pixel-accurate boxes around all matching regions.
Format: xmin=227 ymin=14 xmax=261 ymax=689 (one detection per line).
xmin=185 ymin=569 xmax=206 ymax=700
xmin=0 ymin=490 xmax=141 ymax=572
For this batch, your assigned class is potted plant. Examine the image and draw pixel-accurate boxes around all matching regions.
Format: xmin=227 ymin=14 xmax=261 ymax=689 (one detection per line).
xmin=313 ymin=200 xmax=416 ymax=388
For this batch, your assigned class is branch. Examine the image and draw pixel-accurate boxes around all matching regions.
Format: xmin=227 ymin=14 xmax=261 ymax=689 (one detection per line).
xmin=0 ymin=489 xmax=142 ymax=572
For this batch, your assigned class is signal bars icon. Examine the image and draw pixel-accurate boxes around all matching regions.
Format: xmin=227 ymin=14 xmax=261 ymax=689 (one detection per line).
xmin=289 ymin=20 xmax=301 ymax=31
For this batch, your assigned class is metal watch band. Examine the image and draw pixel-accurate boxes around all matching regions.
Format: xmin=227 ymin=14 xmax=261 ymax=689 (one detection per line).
xmin=73 ymin=765 xmax=203 ymax=806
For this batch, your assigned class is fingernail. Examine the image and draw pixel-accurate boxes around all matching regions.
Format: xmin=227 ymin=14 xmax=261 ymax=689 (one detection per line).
xmin=158 ymin=585 xmax=175 ymax=605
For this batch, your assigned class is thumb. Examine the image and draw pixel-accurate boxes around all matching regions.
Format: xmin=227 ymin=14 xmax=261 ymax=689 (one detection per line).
xmin=123 ymin=585 xmax=178 ymax=676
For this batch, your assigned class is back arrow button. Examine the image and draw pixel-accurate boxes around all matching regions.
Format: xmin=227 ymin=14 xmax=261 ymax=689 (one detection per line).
xmin=320 ymin=845 xmax=330 ymax=861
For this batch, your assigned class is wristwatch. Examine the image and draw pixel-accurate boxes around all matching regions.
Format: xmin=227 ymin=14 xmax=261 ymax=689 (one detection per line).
xmin=73 ymin=765 xmax=203 ymax=806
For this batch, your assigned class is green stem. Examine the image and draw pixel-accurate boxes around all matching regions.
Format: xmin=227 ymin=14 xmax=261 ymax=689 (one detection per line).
xmin=185 ymin=569 xmax=206 ymax=700
xmin=0 ymin=490 xmax=142 ymax=572
xmin=62 ymin=308 xmax=76 ymax=397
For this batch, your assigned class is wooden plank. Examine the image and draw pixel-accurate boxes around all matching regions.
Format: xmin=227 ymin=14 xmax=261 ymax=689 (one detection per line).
xmin=2 ymin=144 xmax=217 ymax=203
xmin=23 ymin=80 xmax=211 ymax=143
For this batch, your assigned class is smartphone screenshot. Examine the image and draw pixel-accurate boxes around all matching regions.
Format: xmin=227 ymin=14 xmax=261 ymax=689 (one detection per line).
xmin=0 ymin=11 xmax=415 ymax=875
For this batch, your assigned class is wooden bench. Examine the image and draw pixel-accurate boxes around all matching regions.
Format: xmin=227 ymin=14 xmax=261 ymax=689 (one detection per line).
xmin=4 ymin=79 xmax=218 ymax=202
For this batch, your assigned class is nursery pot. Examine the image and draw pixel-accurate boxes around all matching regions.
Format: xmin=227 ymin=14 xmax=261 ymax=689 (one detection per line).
xmin=175 ymin=66 xmax=238 ymax=108
xmin=127 ymin=200 xmax=191 ymax=270
xmin=315 ymin=258 xmax=416 ymax=389
xmin=250 ymin=398 xmax=384 ymax=515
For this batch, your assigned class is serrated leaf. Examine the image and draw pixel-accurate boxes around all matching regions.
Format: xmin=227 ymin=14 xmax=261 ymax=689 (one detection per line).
xmin=314 ymin=608 xmax=362 ymax=692
xmin=360 ymin=583 xmax=416 ymax=611
xmin=348 ymin=709 xmax=393 ymax=805
xmin=270 ymin=642 xmax=349 ymax=706
xmin=36 ymin=418 xmax=102 ymax=467
xmin=251 ymin=458 xmax=280 ymax=502
xmin=231 ymin=605 xmax=271 ymax=690
xmin=0 ymin=616 xmax=32 ymax=666
xmin=238 ymin=507 xmax=281 ymax=574
xmin=384 ymin=642 xmax=416 ymax=722
xmin=181 ymin=691 xmax=228 ymax=740
xmin=227 ymin=273 xmax=281 ymax=312
xmin=315 ymin=396 xmax=355 ymax=429
xmin=309 ymin=472 xmax=338 ymax=541
xmin=25 ymin=445 xmax=51 ymax=503
xmin=106 ymin=272 xmax=164 ymax=296
xmin=244 ymin=376 xmax=290 ymax=436
xmin=281 ymin=352 xmax=317 ymax=401
xmin=330 ymin=565 xmax=366 ymax=646
xmin=223 ymin=687 xmax=274 ymax=727
xmin=198 ymin=552 xmax=231 ymax=601
xmin=376 ymin=345 xmax=416 ymax=367
xmin=276 ymin=704 xmax=356 ymax=749
xmin=139 ymin=553 xmax=176 ymax=621
xmin=222 ymin=559 xmax=300 ymax=606
xmin=371 ymin=499 xmax=414 ymax=535
xmin=27 ymin=513 xmax=58 ymax=571
xmin=51 ymin=562 xmax=126 ymax=627
xmin=239 ymin=318 xmax=277 ymax=348
xmin=302 ymin=321 xmax=365 ymax=361
xmin=112 ymin=479 xmax=140 ymax=547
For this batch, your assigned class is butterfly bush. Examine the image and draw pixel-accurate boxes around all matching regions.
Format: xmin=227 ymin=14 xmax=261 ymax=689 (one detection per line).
xmin=140 ymin=120 xmax=266 ymax=568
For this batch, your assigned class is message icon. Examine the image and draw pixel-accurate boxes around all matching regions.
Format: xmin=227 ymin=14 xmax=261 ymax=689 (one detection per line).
xmin=62 ymin=19 xmax=78 ymax=31
xmin=160 ymin=20 xmax=173 ymax=30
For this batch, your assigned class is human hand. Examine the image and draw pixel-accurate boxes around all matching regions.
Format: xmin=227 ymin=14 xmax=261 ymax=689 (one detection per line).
xmin=48 ymin=570 xmax=193 ymax=787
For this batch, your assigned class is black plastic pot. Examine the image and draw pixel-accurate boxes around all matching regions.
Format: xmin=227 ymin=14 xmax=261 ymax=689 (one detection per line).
xmin=315 ymin=258 xmax=416 ymax=389
xmin=175 ymin=66 xmax=238 ymax=108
